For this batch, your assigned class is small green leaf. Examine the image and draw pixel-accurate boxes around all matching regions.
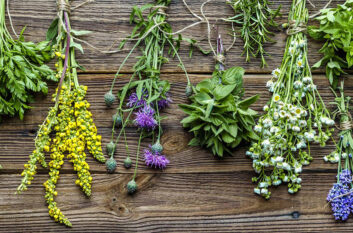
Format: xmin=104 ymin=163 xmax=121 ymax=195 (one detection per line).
xmin=214 ymin=84 xmax=237 ymax=100
xmin=46 ymin=18 xmax=59 ymax=41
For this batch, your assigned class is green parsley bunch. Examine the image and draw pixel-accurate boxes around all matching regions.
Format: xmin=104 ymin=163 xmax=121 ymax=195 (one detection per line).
xmin=308 ymin=0 xmax=353 ymax=88
xmin=0 ymin=0 xmax=55 ymax=120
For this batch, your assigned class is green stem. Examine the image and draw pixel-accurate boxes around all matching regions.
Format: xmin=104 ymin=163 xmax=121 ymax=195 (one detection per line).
xmin=110 ymin=39 xmax=143 ymax=92
xmin=166 ymin=37 xmax=191 ymax=85
xmin=133 ymin=131 xmax=143 ymax=180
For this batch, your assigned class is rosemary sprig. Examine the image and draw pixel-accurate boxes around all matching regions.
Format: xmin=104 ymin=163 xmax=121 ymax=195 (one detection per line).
xmin=225 ymin=0 xmax=281 ymax=67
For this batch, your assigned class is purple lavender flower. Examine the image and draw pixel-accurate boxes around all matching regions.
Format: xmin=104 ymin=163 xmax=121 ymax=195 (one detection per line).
xmin=134 ymin=105 xmax=157 ymax=130
xmin=144 ymin=149 xmax=169 ymax=169
xmin=339 ymin=169 xmax=352 ymax=185
xmin=127 ymin=92 xmax=147 ymax=108
xmin=327 ymin=183 xmax=353 ymax=221
xmin=157 ymin=95 xmax=172 ymax=110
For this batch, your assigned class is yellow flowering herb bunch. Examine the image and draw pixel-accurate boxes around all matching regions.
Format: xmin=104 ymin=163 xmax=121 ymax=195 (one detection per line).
xmin=16 ymin=1 xmax=106 ymax=227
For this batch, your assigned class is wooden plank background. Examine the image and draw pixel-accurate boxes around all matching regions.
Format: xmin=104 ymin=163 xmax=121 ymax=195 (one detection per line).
xmin=0 ymin=0 xmax=352 ymax=232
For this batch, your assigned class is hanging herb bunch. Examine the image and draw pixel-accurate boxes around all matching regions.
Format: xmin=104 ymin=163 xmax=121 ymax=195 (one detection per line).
xmin=247 ymin=0 xmax=334 ymax=199
xmin=224 ymin=0 xmax=281 ymax=67
xmin=17 ymin=0 xmax=106 ymax=227
xmin=104 ymin=0 xmax=192 ymax=194
xmin=308 ymin=0 xmax=353 ymax=89
xmin=325 ymin=82 xmax=353 ymax=221
xmin=180 ymin=33 xmax=259 ymax=157
xmin=0 ymin=0 xmax=56 ymax=120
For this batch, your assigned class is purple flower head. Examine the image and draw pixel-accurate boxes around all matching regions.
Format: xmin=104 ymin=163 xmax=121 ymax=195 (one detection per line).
xmin=327 ymin=183 xmax=353 ymax=221
xmin=339 ymin=169 xmax=352 ymax=185
xmin=127 ymin=92 xmax=148 ymax=108
xmin=157 ymin=93 xmax=172 ymax=110
xmin=144 ymin=148 xmax=169 ymax=169
xmin=141 ymin=104 xmax=155 ymax=115
xmin=134 ymin=105 xmax=157 ymax=130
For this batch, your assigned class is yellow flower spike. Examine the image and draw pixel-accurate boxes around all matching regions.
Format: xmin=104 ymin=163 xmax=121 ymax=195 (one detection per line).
xmin=55 ymin=52 xmax=61 ymax=57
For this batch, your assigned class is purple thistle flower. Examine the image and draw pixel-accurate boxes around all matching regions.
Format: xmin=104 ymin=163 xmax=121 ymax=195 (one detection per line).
xmin=327 ymin=183 xmax=353 ymax=221
xmin=339 ymin=169 xmax=352 ymax=185
xmin=127 ymin=92 xmax=147 ymax=108
xmin=157 ymin=94 xmax=172 ymax=110
xmin=144 ymin=149 xmax=169 ymax=169
xmin=134 ymin=105 xmax=157 ymax=130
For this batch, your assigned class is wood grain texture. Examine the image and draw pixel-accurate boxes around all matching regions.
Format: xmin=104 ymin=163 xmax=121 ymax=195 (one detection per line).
xmin=1 ymin=0 xmax=352 ymax=232
xmin=6 ymin=0 xmax=346 ymax=73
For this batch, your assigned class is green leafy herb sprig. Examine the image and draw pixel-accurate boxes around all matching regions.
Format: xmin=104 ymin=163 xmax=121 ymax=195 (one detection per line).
xmin=247 ymin=0 xmax=334 ymax=199
xmin=17 ymin=0 xmax=106 ymax=227
xmin=104 ymin=0 xmax=195 ymax=194
xmin=0 ymin=0 xmax=55 ymax=120
xmin=180 ymin=34 xmax=259 ymax=157
xmin=224 ymin=0 xmax=281 ymax=67
xmin=308 ymin=0 xmax=353 ymax=89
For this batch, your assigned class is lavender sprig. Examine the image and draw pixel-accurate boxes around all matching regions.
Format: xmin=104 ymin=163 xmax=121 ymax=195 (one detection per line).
xmin=325 ymin=82 xmax=353 ymax=221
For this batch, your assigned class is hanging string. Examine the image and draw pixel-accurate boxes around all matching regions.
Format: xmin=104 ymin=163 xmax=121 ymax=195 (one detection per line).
xmin=309 ymin=0 xmax=333 ymax=19
xmin=6 ymin=0 xmax=18 ymax=38
xmin=200 ymin=0 xmax=216 ymax=56
xmin=71 ymin=0 xmax=95 ymax=11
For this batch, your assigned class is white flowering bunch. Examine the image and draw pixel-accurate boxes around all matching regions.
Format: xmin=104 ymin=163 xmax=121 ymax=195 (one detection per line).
xmin=247 ymin=0 xmax=334 ymax=199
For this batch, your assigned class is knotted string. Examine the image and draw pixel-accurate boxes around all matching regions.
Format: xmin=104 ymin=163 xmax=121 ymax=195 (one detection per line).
xmin=152 ymin=5 xmax=168 ymax=16
xmin=340 ymin=121 xmax=353 ymax=131
xmin=57 ymin=0 xmax=71 ymax=14
xmin=286 ymin=20 xmax=307 ymax=35
xmin=214 ymin=54 xmax=225 ymax=64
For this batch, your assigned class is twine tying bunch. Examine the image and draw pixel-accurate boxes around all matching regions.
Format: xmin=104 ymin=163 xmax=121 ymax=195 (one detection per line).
xmin=57 ymin=0 xmax=71 ymax=14
xmin=286 ymin=20 xmax=307 ymax=35
xmin=340 ymin=121 xmax=353 ymax=131
xmin=214 ymin=54 xmax=225 ymax=64
xmin=338 ymin=112 xmax=353 ymax=131
xmin=152 ymin=5 xmax=168 ymax=16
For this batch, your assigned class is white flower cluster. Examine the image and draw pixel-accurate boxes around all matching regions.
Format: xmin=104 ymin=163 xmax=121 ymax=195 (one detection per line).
xmin=247 ymin=35 xmax=334 ymax=199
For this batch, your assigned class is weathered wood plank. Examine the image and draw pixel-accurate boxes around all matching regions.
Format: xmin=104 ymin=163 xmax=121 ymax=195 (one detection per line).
xmin=0 ymin=172 xmax=350 ymax=232
xmin=0 ymin=74 xmax=350 ymax=173
xmin=7 ymin=0 xmax=346 ymax=73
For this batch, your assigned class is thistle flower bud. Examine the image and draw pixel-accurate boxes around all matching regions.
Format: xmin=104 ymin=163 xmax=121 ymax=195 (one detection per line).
xmin=104 ymin=91 xmax=116 ymax=107
xmin=151 ymin=141 xmax=163 ymax=153
xmin=185 ymin=85 xmax=193 ymax=97
xmin=106 ymin=141 xmax=116 ymax=155
xmin=124 ymin=157 xmax=132 ymax=169
xmin=112 ymin=113 xmax=122 ymax=127
xmin=127 ymin=180 xmax=137 ymax=194
xmin=106 ymin=158 xmax=117 ymax=173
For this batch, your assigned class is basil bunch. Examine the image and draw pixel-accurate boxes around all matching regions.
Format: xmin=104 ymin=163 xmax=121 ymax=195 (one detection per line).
xmin=180 ymin=67 xmax=259 ymax=157
xmin=309 ymin=0 xmax=353 ymax=88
